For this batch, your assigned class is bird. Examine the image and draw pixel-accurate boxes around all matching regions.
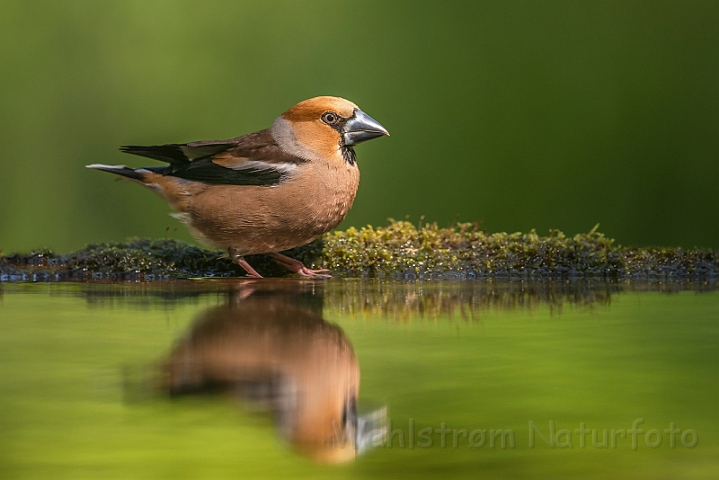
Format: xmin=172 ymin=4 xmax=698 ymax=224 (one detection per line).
xmin=159 ymin=283 xmax=386 ymax=463
xmin=87 ymin=96 xmax=389 ymax=278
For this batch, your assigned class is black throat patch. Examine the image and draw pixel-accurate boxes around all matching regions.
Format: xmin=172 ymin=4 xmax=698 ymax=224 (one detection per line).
xmin=330 ymin=117 xmax=357 ymax=166
xmin=341 ymin=146 xmax=356 ymax=166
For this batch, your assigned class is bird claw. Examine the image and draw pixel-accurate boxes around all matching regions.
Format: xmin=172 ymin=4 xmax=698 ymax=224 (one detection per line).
xmin=268 ymin=252 xmax=332 ymax=278
xmin=228 ymin=249 xmax=264 ymax=278
xmin=295 ymin=267 xmax=332 ymax=279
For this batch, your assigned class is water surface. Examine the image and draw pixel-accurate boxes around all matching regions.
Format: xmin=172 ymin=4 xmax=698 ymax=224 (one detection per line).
xmin=1 ymin=280 xmax=717 ymax=478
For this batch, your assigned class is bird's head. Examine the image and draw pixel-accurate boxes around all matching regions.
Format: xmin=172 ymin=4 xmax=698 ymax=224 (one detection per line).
xmin=271 ymin=96 xmax=389 ymax=165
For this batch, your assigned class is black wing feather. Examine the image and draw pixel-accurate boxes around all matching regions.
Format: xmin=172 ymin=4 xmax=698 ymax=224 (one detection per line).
xmin=118 ymin=130 xmax=303 ymax=187
xmin=120 ymin=142 xmax=235 ymax=165
xmin=169 ymin=158 xmax=285 ymax=186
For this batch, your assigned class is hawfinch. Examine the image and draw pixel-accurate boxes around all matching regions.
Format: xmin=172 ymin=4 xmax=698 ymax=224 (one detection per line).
xmin=161 ymin=285 xmax=385 ymax=462
xmin=87 ymin=96 xmax=389 ymax=278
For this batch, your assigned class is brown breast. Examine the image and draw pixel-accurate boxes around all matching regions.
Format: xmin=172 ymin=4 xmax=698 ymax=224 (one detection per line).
xmin=181 ymin=159 xmax=360 ymax=254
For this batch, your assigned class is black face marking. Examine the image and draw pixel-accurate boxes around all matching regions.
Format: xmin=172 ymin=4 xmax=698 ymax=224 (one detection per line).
xmin=328 ymin=115 xmax=349 ymax=134
xmin=324 ymin=112 xmax=355 ymax=165
xmin=341 ymin=146 xmax=356 ymax=166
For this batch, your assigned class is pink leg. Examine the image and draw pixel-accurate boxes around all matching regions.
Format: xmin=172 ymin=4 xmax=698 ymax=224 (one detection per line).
xmin=268 ymin=252 xmax=332 ymax=278
xmin=228 ymin=248 xmax=263 ymax=278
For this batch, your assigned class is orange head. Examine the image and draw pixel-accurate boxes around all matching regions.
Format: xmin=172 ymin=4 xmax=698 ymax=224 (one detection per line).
xmin=271 ymin=96 xmax=389 ymax=164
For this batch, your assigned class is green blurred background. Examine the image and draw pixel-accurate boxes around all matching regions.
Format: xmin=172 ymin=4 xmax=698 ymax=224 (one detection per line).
xmin=1 ymin=0 xmax=717 ymax=253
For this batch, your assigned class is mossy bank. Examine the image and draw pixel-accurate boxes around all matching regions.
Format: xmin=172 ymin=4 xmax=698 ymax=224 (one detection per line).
xmin=1 ymin=221 xmax=717 ymax=281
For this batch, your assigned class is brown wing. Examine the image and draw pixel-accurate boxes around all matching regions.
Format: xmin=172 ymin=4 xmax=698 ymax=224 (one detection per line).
xmin=120 ymin=129 xmax=307 ymax=187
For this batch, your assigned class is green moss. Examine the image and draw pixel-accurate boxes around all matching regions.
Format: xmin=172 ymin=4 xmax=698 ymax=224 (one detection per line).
xmin=1 ymin=221 xmax=717 ymax=281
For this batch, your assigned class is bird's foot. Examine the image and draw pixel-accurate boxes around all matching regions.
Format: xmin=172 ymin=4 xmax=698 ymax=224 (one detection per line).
xmin=228 ymin=249 xmax=264 ymax=279
xmin=294 ymin=266 xmax=332 ymax=278
xmin=268 ymin=253 xmax=332 ymax=278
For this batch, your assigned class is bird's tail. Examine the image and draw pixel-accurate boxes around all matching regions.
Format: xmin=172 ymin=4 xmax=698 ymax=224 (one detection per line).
xmin=86 ymin=164 xmax=163 ymax=180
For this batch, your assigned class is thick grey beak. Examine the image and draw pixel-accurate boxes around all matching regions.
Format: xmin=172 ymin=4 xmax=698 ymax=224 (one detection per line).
xmin=342 ymin=109 xmax=389 ymax=146
xmin=355 ymin=406 xmax=387 ymax=454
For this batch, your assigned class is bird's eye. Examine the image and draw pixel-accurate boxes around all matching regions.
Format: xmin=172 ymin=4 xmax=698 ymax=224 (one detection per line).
xmin=321 ymin=111 xmax=339 ymax=125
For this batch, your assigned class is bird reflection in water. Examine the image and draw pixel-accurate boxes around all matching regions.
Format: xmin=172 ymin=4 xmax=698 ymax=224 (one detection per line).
xmin=158 ymin=281 xmax=385 ymax=463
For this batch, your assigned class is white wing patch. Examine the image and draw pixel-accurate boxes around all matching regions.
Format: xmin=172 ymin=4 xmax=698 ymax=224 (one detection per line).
xmin=225 ymin=159 xmax=299 ymax=175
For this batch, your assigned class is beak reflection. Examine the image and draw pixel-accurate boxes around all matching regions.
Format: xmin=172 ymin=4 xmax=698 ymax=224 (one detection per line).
xmin=158 ymin=282 xmax=386 ymax=463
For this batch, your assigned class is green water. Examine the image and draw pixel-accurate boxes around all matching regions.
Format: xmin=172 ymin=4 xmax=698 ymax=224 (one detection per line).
xmin=1 ymin=280 xmax=718 ymax=478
